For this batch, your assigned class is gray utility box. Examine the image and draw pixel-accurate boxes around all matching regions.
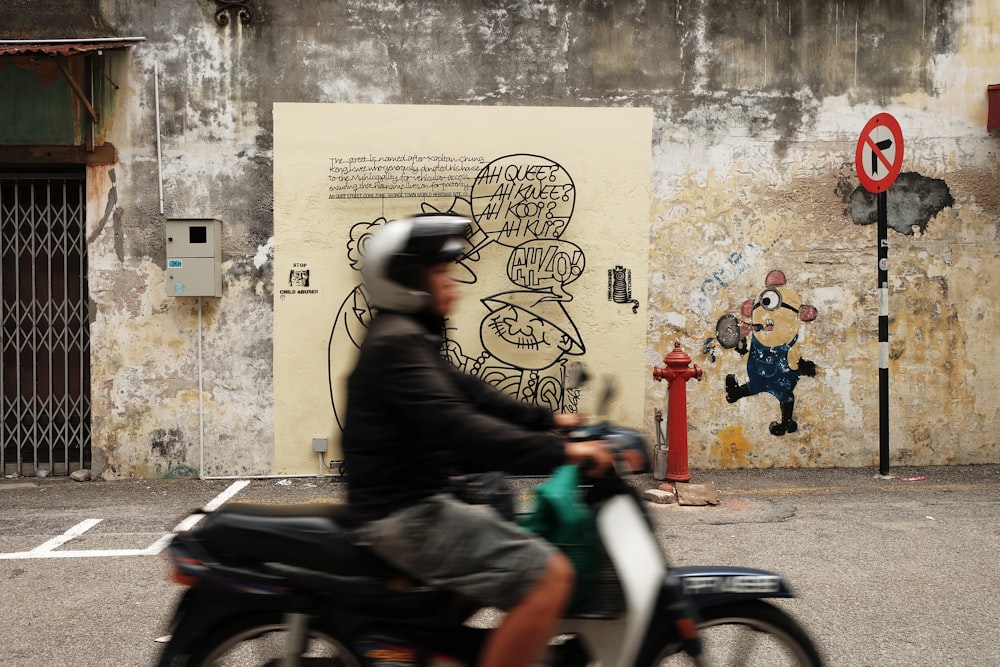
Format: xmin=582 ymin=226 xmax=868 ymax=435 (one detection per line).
xmin=166 ymin=219 xmax=222 ymax=297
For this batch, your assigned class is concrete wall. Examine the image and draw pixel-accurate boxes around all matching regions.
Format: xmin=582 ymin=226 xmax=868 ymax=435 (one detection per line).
xmin=3 ymin=0 xmax=996 ymax=477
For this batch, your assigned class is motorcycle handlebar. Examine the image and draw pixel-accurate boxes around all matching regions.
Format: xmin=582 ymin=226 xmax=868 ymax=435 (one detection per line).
xmin=564 ymin=422 xmax=651 ymax=475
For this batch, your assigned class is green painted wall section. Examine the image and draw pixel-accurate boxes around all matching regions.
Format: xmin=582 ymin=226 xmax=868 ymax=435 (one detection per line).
xmin=0 ymin=58 xmax=77 ymax=145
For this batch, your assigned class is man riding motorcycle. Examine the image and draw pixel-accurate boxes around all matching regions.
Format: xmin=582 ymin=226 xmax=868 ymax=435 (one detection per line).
xmin=341 ymin=214 xmax=612 ymax=667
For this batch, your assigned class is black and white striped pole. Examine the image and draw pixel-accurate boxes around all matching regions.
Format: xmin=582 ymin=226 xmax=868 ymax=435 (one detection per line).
xmin=877 ymin=194 xmax=890 ymax=476
xmin=856 ymin=113 xmax=904 ymax=476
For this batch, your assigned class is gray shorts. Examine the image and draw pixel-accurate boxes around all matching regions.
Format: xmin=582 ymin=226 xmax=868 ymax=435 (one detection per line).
xmin=351 ymin=493 xmax=557 ymax=610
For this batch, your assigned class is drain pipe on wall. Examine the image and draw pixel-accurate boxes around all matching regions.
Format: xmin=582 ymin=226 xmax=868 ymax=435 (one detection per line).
xmin=154 ymin=62 xmax=164 ymax=216
xmin=198 ymin=297 xmax=205 ymax=478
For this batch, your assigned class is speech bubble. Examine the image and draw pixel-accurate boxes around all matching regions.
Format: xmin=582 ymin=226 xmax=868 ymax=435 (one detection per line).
xmin=471 ymin=154 xmax=575 ymax=248
xmin=507 ymin=239 xmax=585 ymax=292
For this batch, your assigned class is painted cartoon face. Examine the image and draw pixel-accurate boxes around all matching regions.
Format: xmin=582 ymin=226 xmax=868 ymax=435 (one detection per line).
xmin=481 ymin=304 xmax=575 ymax=370
xmin=752 ymin=287 xmax=803 ymax=347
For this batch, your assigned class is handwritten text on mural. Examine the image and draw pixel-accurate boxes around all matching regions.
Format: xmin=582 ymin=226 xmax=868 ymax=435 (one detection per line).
xmin=327 ymin=154 xmax=484 ymax=199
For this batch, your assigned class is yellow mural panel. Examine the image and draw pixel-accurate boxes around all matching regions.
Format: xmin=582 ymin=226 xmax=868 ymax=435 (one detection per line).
xmin=273 ymin=104 xmax=653 ymax=474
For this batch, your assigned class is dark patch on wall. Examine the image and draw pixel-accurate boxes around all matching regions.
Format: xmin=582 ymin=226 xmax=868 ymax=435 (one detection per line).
xmin=0 ymin=0 xmax=113 ymax=39
xmin=150 ymin=427 xmax=187 ymax=469
xmin=849 ymin=172 xmax=954 ymax=235
xmin=566 ymin=1 xmax=686 ymax=92
xmin=163 ymin=464 xmax=199 ymax=478
xmin=112 ymin=208 xmax=126 ymax=262
xmin=703 ymin=1 xmax=960 ymax=99
xmin=292 ymin=1 xmax=962 ymax=138
xmin=4 ymin=0 xmax=965 ymax=135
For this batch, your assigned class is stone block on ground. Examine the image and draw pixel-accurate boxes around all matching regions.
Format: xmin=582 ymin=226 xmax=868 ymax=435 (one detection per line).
xmin=643 ymin=488 xmax=677 ymax=504
xmin=675 ymin=481 xmax=719 ymax=506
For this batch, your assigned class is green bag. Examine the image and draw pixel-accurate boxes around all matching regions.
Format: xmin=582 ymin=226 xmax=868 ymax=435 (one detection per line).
xmin=519 ymin=464 xmax=598 ymax=609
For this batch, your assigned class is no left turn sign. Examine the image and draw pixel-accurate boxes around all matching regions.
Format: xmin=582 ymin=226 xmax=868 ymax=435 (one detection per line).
xmin=856 ymin=113 xmax=904 ymax=193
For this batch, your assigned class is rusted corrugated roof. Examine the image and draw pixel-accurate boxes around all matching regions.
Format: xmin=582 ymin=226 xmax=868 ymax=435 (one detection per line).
xmin=0 ymin=37 xmax=144 ymax=56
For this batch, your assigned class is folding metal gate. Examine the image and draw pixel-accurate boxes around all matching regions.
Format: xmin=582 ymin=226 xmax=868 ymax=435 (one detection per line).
xmin=1 ymin=173 xmax=91 ymax=477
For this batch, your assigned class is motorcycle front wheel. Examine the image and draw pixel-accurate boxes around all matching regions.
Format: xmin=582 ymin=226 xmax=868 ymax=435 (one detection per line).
xmin=654 ymin=600 xmax=823 ymax=667
xmin=186 ymin=613 xmax=362 ymax=667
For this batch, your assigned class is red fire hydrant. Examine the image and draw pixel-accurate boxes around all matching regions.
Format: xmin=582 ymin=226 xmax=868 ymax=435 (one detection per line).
xmin=652 ymin=342 xmax=702 ymax=482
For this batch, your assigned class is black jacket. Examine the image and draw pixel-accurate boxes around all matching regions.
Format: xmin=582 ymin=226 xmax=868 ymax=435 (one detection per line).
xmin=342 ymin=311 xmax=566 ymax=520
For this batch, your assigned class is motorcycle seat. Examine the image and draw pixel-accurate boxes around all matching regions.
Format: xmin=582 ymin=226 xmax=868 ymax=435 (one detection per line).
xmin=187 ymin=502 xmax=404 ymax=581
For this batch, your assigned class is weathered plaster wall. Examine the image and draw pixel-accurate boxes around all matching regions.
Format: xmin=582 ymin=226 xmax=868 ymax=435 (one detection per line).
xmin=6 ymin=0 xmax=993 ymax=476
xmin=85 ymin=1 xmax=279 ymax=477
xmin=645 ymin=0 xmax=999 ymax=468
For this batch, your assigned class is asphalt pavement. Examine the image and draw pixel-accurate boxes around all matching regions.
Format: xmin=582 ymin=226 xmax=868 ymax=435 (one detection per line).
xmin=1 ymin=464 xmax=997 ymax=666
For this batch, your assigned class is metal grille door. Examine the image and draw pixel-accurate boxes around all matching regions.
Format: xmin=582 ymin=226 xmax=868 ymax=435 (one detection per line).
xmin=1 ymin=174 xmax=91 ymax=477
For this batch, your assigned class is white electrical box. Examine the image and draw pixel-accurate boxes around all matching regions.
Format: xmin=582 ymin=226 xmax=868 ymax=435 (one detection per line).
xmin=166 ymin=219 xmax=222 ymax=297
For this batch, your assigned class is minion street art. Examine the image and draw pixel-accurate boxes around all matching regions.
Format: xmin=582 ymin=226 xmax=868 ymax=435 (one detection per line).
xmin=717 ymin=270 xmax=818 ymax=436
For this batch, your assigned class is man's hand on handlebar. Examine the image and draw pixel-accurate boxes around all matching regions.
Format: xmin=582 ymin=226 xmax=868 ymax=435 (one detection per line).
xmin=565 ymin=440 xmax=615 ymax=477
xmin=553 ymin=412 xmax=585 ymax=429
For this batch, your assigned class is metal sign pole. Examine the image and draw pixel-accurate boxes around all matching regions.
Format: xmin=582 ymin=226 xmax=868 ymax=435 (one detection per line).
xmin=857 ymin=112 xmax=902 ymax=476
xmin=877 ymin=191 xmax=889 ymax=475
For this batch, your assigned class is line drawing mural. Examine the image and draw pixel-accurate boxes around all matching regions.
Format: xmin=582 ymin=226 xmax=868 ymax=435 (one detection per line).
xmin=446 ymin=154 xmax=587 ymax=413
xmin=716 ymin=270 xmax=818 ymax=436
xmin=276 ymin=103 xmax=653 ymax=472
xmin=326 ymin=218 xmax=382 ymax=431
xmin=445 ymin=289 xmax=586 ymax=413
xmin=328 ymin=154 xmax=589 ymax=428
xmin=326 ymin=200 xmax=480 ymax=431
xmin=469 ymin=153 xmax=575 ymax=250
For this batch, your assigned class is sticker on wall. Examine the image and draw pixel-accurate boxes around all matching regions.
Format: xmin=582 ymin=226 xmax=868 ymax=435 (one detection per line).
xmin=279 ymin=263 xmax=319 ymax=297
xmin=608 ymin=265 xmax=640 ymax=313
xmin=717 ymin=270 xmax=818 ymax=436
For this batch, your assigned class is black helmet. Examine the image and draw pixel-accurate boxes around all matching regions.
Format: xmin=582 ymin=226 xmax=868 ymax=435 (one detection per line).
xmin=362 ymin=214 xmax=471 ymax=313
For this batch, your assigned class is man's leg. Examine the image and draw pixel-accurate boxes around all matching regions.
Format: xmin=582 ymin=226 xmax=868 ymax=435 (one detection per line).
xmin=478 ymin=551 xmax=575 ymax=667
xmin=352 ymin=496 xmax=572 ymax=667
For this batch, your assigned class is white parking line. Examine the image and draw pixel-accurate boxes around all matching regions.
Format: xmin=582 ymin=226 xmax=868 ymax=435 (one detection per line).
xmin=0 ymin=479 xmax=251 ymax=560
xmin=27 ymin=518 xmax=103 ymax=554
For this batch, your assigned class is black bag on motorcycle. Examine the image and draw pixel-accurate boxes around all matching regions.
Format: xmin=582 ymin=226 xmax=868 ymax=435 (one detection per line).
xmin=447 ymin=471 xmax=515 ymax=521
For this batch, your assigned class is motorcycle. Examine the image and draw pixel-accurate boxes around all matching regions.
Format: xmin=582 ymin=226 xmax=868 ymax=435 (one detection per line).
xmin=155 ymin=422 xmax=823 ymax=667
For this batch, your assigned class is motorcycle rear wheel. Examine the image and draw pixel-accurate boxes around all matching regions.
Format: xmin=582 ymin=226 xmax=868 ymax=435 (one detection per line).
xmin=187 ymin=613 xmax=362 ymax=667
xmin=654 ymin=600 xmax=823 ymax=667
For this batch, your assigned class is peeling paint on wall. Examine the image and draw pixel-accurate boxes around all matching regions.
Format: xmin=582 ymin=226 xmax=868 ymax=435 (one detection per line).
xmin=849 ymin=172 xmax=955 ymax=234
